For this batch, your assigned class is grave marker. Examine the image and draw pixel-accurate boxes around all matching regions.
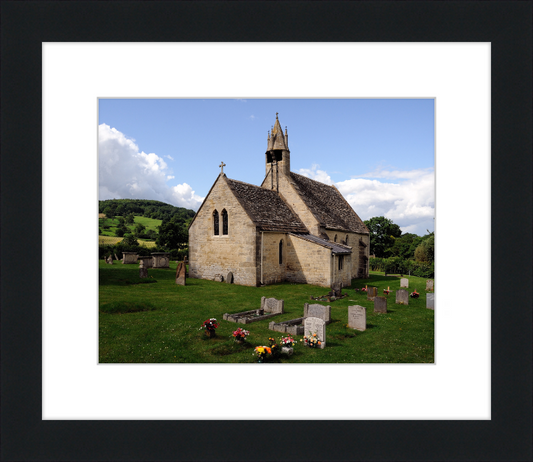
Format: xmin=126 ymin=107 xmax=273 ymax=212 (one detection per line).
xmin=303 ymin=303 xmax=331 ymax=323
xmin=304 ymin=317 xmax=326 ymax=349
xmin=396 ymin=289 xmax=409 ymax=305
xmin=426 ymin=280 xmax=434 ymax=291
xmin=226 ymin=271 xmax=234 ymax=284
xmin=348 ymin=305 xmax=366 ymax=331
xmin=175 ymin=262 xmax=186 ymax=285
xmin=139 ymin=259 xmax=148 ymax=278
xmin=374 ymin=296 xmax=387 ymax=313
xmin=367 ymin=287 xmax=378 ymax=301
xmin=426 ymin=293 xmax=434 ymax=310
xmin=400 ymin=278 xmax=409 ymax=288
xmin=261 ymin=297 xmax=284 ymax=314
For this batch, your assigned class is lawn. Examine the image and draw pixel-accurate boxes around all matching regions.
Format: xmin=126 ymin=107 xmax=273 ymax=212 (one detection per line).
xmin=99 ymin=262 xmax=434 ymax=363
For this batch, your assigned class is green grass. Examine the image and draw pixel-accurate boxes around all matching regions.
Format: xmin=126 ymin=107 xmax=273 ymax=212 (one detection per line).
xmin=99 ymin=263 xmax=434 ymax=363
xmin=133 ymin=215 xmax=162 ymax=231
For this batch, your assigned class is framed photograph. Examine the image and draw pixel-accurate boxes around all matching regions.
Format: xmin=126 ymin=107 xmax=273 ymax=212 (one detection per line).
xmin=2 ymin=1 xmax=531 ymax=460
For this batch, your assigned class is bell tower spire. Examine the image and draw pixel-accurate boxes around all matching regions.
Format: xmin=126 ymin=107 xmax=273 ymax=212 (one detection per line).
xmin=265 ymin=113 xmax=290 ymax=177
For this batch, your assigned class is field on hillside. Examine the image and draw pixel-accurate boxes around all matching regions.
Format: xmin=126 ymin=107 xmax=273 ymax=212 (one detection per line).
xmin=99 ymin=216 xmax=162 ymax=238
xmin=98 ymin=236 xmax=157 ymax=247
xmin=99 ymin=263 xmax=434 ymax=364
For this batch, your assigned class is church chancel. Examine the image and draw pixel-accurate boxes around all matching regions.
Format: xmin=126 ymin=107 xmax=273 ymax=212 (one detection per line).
xmin=188 ymin=114 xmax=370 ymax=287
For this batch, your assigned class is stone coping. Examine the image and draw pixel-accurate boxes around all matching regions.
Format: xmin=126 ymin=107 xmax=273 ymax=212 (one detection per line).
xmin=223 ymin=310 xmax=281 ymax=324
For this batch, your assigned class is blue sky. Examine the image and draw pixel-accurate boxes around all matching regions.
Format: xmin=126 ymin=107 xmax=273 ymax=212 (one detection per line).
xmin=98 ymin=99 xmax=434 ymax=235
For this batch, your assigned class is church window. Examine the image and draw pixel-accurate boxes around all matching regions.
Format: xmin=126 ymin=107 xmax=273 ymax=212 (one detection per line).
xmin=334 ymin=234 xmax=337 ymax=242
xmin=345 ymin=235 xmax=349 ymax=245
xmin=279 ymin=239 xmax=283 ymax=265
xmin=222 ymin=209 xmax=228 ymax=235
xmin=338 ymin=255 xmax=344 ymax=271
xmin=213 ymin=210 xmax=219 ymax=235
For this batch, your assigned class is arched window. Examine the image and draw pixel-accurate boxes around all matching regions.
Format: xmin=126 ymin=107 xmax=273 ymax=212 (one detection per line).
xmin=345 ymin=235 xmax=349 ymax=245
xmin=334 ymin=234 xmax=337 ymax=242
xmin=338 ymin=255 xmax=344 ymax=270
xmin=279 ymin=239 xmax=283 ymax=265
xmin=213 ymin=210 xmax=219 ymax=235
xmin=222 ymin=209 xmax=228 ymax=235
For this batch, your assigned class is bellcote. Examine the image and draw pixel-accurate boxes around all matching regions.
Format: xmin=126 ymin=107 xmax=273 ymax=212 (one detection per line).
xmin=266 ymin=113 xmax=290 ymax=177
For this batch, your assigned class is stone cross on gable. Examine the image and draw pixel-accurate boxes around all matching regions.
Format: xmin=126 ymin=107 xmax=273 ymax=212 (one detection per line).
xmin=219 ymin=161 xmax=226 ymax=174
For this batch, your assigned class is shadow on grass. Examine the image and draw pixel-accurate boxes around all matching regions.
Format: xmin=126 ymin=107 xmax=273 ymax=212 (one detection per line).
xmin=100 ymin=301 xmax=157 ymax=314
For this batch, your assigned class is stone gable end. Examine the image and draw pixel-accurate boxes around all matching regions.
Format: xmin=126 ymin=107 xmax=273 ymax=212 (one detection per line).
xmin=189 ymin=176 xmax=258 ymax=286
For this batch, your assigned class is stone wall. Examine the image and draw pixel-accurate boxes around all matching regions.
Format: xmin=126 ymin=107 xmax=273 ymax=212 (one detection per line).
xmin=258 ymin=232 xmax=286 ymax=285
xmin=189 ymin=176 xmax=258 ymax=286
xmin=321 ymin=229 xmax=370 ymax=279
xmin=285 ymin=234 xmax=332 ymax=287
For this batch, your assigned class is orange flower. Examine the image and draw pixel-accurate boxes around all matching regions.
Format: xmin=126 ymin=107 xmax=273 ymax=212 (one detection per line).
xmin=318 ymin=341 xmax=321 ymax=345
xmin=313 ymin=333 xmax=317 ymax=337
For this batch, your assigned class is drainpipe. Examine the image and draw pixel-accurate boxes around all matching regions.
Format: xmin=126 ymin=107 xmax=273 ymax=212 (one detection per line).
xmin=261 ymin=231 xmax=264 ymax=285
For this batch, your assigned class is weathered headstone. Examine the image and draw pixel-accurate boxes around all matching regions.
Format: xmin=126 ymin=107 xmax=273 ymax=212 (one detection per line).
xmin=151 ymin=252 xmax=170 ymax=268
xmin=367 ymin=287 xmax=378 ymax=301
xmin=396 ymin=289 xmax=409 ymax=305
xmin=261 ymin=297 xmax=284 ymax=314
xmin=304 ymin=316 xmax=326 ymax=349
xmin=331 ymin=282 xmax=342 ymax=298
xmin=175 ymin=262 xmax=186 ymax=285
xmin=139 ymin=259 xmax=148 ymax=278
xmin=122 ymin=252 xmax=138 ymax=264
xmin=426 ymin=280 xmax=434 ymax=291
xmin=303 ymin=303 xmax=331 ymax=323
xmin=281 ymin=346 xmax=294 ymax=356
xmin=374 ymin=296 xmax=387 ymax=313
xmin=348 ymin=305 xmax=366 ymax=331
xmin=426 ymin=293 xmax=434 ymax=310
xmin=114 ymin=253 xmax=119 ymax=260
xmin=213 ymin=274 xmax=224 ymax=282
xmin=138 ymin=256 xmax=153 ymax=268
xmin=106 ymin=256 xmax=113 ymax=264
xmin=226 ymin=271 xmax=234 ymax=284
xmin=400 ymin=278 xmax=409 ymax=288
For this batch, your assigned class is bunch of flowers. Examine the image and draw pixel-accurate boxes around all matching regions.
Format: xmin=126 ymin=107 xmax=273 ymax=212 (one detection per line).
xmin=361 ymin=285 xmax=368 ymax=292
xmin=254 ymin=345 xmax=272 ymax=362
xmin=302 ymin=333 xmax=321 ymax=348
xmin=199 ymin=318 xmax=219 ymax=332
xmin=410 ymin=289 xmax=420 ymax=298
xmin=232 ymin=327 xmax=250 ymax=341
xmin=279 ymin=336 xmax=296 ymax=348
xmin=383 ymin=286 xmax=391 ymax=296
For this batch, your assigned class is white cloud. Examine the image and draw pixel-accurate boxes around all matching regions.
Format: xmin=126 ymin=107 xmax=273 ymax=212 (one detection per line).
xmin=336 ymin=169 xmax=435 ymax=236
xmin=297 ymin=164 xmax=333 ymax=185
xmin=98 ymin=124 xmax=204 ymax=210
xmin=167 ymin=175 xmax=175 ymax=180
xmin=165 ymin=155 xmax=174 ymax=161
xmin=249 ymin=115 xmax=256 ymax=120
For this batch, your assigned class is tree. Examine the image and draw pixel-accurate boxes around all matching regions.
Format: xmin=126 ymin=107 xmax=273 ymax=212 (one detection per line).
xmin=414 ymin=232 xmax=434 ymax=262
xmin=156 ymin=219 xmax=188 ymax=250
xmin=134 ymin=223 xmax=146 ymax=236
xmin=364 ymin=216 xmax=402 ymax=258
xmin=122 ymin=233 xmax=140 ymax=247
xmin=125 ymin=213 xmax=135 ymax=224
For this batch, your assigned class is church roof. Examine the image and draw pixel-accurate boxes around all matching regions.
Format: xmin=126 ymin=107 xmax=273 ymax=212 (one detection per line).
xmin=225 ymin=177 xmax=308 ymax=233
xmin=290 ymin=233 xmax=352 ymax=254
xmin=289 ymin=172 xmax=369 ymax=234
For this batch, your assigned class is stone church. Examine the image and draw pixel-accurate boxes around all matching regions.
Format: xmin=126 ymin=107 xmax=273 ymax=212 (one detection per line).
xmin=188 ymin=114 xmax=370 ymax=288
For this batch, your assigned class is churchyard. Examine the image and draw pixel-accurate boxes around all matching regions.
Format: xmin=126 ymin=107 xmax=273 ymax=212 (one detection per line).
xmin=99 ymin=260 xmax=434 ymax=363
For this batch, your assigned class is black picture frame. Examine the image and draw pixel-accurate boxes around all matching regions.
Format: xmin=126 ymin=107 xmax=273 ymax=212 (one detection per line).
xmin=1 ymin=1 xmax=531 ymax=460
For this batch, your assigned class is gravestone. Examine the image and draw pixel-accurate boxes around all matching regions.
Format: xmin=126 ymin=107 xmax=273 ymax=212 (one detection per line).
xmin=348 ymin=305 xmax=366 ymax=331
xmin=213 ymin=274 xmax=224 ymax=282
xmin=268 ymin=318 xmax=305 ymax=335
xmin=367 ymin=287 xmax=378 ymax=301
xmin=303 ymin=303 xmax=331 ymax=323
xmin=122 ymin=252 xmax=138 ymax=264
xmin=374 ymin=296 xmax=387 ymax=313
xmin=396 ymin=289 xmax=409 ymax=305
xmin=151 ymin=252 xmax=170 ymax=268
xmin=114 ymin=253 xmax=119 ymax=260
xmin=226 ymin=272 xmax=234 ymax=284
xmin=426 ymin=280 xmax=434 ymax=291
xmin=331 ymin=282 xmax=342 ymax=298
xmin=139 ymin=259 xmax=148 ymax=278
xmin=400 ymin=278 xmax=409 ymax=288
xmin=304 ymin=316 xmax=326 ymax=349
xmin=261 ymin=297 xmax=284 ymax=314
xmin=106 ymin=256 xmax=113 ymax=264
xmin=281 ymin=346 xmax=294 ymax=356
xmin=175 ymin=262 xmax=186 ymax=285
xmin=426 ymin=293 xmax=435 ymax=310
xmin=138 ymin=256 xmax=153 ymax=268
